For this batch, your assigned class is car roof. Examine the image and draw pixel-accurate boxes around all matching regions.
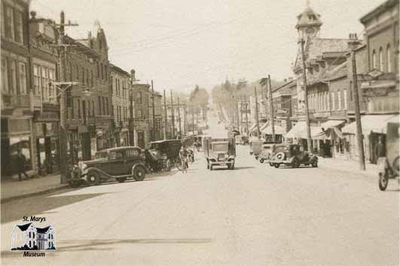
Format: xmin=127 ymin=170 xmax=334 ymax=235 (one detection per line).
xmin=150 ymin=140 xmax=181 ymax=144
xmin=99 ymin=146 xmax=142 ymax=152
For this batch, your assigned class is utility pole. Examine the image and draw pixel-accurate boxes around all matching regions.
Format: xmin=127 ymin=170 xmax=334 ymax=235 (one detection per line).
xmin=349 ymin=34 xmax=366 ymax=170
xmin=151 ymin=80 xmax=156 ymax=141
xmin=56 ymin=11 xmax=78 ymax=184
xmin=129 ymin=89 xmax=134 ymax=146
xmin=245 ymin=101 xmax=249 ymax=136
xmin=254 ymin=87 xmax=260 ymax=140
xmin=170 ymin=90 xmax=175 ymax=138
xmin=299 ymin=38 xmax=312 ymax=152
xmin=192 ymin=106 xmax=195 ymax=134
xmin=163 ymin=90 xmax=167 ymax=139
xmin=177 ymin=97 xmax=182 ymax=138
xmin=268 ymin=75 xmax=275 ymax=142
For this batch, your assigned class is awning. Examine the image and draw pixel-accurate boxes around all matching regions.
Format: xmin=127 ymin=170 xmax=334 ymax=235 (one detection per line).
xmin=261 ymin=124 xmax=286 ymax=135
xmin=285 ymin=122 xmax=325 ymax=139
xmin=342 ymin=115 xmax=399 ymax=135
xmin=249 ymin=123 xmax=258 ymax=133
xmin=260 ymin=122 xmax=269 ymax=131
xmin=320 ymin=120 xmax=345 ymax=130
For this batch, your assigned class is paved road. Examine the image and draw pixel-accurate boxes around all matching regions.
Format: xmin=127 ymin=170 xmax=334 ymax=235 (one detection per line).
xmin=1 ymin=144 xmax=399 ymax=266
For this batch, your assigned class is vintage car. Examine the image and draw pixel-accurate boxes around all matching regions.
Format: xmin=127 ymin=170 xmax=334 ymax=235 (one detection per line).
xmin=258 ymin=144 xmax=276 ymax=163
xmin=148 ymin=140 xmax=182 ymax=164
xmin=378 ymin=122 xmax=399 ymax=191
xmin=69 ymin=146 xmax=147 ymax=187
xmin=267 ymin=144 xmax=318 ymax=168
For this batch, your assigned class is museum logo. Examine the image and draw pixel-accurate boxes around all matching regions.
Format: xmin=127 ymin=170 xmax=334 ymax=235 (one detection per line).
xmin=11 ymin=217 xmax=56 ymax=257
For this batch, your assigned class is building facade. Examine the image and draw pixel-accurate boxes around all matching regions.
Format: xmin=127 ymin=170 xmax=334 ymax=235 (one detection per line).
xmin=1 ymin=0 xmax=33 ymax=177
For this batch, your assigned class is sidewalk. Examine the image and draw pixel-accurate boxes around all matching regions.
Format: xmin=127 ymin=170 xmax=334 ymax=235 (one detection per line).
xmin=318 ymin=157 xmax=380 ymax=179
xmin=1 ymin=173 xmax=68 ymax=203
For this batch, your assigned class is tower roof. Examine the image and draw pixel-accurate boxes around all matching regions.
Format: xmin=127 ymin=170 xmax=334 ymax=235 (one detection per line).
xmin=296 ymin=6 xmax=322 ymax=29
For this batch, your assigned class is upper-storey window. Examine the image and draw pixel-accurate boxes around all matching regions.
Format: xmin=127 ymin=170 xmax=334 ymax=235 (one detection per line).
xmin=5 ymin=6 xmax=14 ymax=40
xmin=14 ymin=10 xmax=23 ymax=43
xmin=371 ymin=49 xmax=377 ymax=69
xmin=379 ymin=47 xmax=384 ymax=71
xmin=387 ymin=44 xmax=392 ymax=72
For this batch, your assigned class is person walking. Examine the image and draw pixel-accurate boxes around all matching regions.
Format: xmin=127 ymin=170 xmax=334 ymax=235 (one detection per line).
xmin=179 ymin=146 xmax=189 ymax=173
xmin=16 ymin=150 xmax=29 ymax=181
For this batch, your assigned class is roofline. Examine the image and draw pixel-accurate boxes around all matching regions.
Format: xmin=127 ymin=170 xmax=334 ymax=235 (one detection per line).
xmin=360 ymin=0 xmax=399 ymax=24
xmin=110 ymin=63 xmax=130 ymax=76
xmin=272 ymin=79 xmax=296 ymax=92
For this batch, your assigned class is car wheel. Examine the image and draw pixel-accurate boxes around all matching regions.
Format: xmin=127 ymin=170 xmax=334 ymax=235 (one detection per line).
xmin=210 ymin=165 xmax=213 ymax=171
xmin=292 ymin=158 xmax=300 ymax=168
xmin=69 ymin=179 xmax=81 ymax=188
xmin=379 ymin=172 xmax=389 ymax=191
xmin=275 ymin=152 xmax=285 ymax=161
xmin=259 ymin=158 xmax=264 ymax=163
xmin=87 ymin=171 xmax=101 ymax=186
xmin=269 ymin=163 xmax=274 ymax=167
xmin=312 ymin=160 xmax=318 ymax=168
xmin=133 ymin=165 xmax=146 ymax=181
xmin=164 ymin=159 xmax=172 ymax=171
xmin=230 ymin=163 xmax=235 ymax=170
xmin=116 ymin=177 xmax=126 ymax=183
xmin=274 ymin=163 xmax=280 ymax=168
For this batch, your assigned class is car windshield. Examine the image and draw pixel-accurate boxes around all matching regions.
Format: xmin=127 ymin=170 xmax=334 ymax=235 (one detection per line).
xmin=212 ymin=143 xmax=228 ymax=152
xmin=274 ymin=145 xmax=288 ymax=153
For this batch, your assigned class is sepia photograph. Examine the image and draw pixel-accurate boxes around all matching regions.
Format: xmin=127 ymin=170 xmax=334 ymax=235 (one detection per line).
xmin=0 ymin=0 xmax=399 ymax=265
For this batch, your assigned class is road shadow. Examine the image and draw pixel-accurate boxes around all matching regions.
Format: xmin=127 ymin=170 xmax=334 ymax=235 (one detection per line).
xmin=211 ymin=166 xmax=255 ymax=171
xmin=55 ymin=238 xmax=214 ymax=253
xmin=1 ymin=191 xmax=107 ymax=224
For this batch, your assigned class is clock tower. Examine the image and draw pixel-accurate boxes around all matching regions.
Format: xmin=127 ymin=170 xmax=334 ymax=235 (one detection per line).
xmin=295 ymin=1 xmax=322 ymax=40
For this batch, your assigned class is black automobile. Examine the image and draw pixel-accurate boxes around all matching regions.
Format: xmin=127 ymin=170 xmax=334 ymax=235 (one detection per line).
xmin=148 ymin=140 xmax=182 ymax=163
xmin=267 ymin=144 xmax=318 ymax=168
xmin=70 ymin=146 xmax=147 ymax=187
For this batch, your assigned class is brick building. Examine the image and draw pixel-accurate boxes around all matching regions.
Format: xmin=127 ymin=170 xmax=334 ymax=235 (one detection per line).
xmin=1 ymin=0 xmax=32 ymax=177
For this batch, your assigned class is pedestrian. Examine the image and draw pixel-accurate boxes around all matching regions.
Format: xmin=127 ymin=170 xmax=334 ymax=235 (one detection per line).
xmin=179 ymin=146 xmax=189 ymax=173
xmin=374 ymin=135 xmax=386 ymax=163
xmin=16 ymin=150 xmax=29 ymax=181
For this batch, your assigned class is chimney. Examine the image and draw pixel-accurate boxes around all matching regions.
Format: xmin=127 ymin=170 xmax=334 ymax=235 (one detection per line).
xmin=348 ymin=33 xmax=361 ymax=51
xmin=130 ymin=69 xmax=136 ymax=82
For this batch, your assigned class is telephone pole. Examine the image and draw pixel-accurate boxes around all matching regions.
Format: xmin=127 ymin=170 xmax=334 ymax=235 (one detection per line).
xmin=254 ymin=87 xmax=260 ymax=140
xmin=170 ymin=90 xmax=175 ymax=138
xmin=163 ymin=90 xmax=167 ymax=139
xmin=349 ymin=34 xmax=366 ymax=170
xmin=177 ymin=97 xmax=182 ymax=138
xmin=151 ymin=80 xmax=156 ymax=141
xmin=56 ymin=11 xmax=78 ymax=184
xmin=267 ymin=75 xmax=275 ymax=142
xmin=299 ymin=38 xmax=312 ymax=152
xmin=245 ymin=101 xmax=249 ymax=136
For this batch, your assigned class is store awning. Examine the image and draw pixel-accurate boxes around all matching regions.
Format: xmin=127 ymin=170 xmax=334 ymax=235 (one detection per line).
xmin=260 ymin=122 xmax=269 ymax=131
xmin=261 ymin=124 xmax=286 ymax=135
xmin=320 ymin=120 xmax=345 ymax=130
xmin=249 ymin=123 xmax=258 ymax=133
xmin=342 ymin=115 xmax=399 ymax=135
xmin=285 ymin=122 xmax=325 ymax=139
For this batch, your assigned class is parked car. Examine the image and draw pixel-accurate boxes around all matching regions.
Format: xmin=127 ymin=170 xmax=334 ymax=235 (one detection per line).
xmin=378 ymin=122 xmax=399 ymax=191
xmin=69 ymin=146 xmax=147 ymax=187
xmin=267 ymin=144 xmax=318 ymax=168
xmin=258 ymin=144 xmax=275 ymax=163
xmin=148 ymin=140 xmax=182 ymax=165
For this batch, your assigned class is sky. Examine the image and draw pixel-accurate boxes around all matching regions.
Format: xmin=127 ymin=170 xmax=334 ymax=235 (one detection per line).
xmin=31 ymin=0 xmax=384 ymax=93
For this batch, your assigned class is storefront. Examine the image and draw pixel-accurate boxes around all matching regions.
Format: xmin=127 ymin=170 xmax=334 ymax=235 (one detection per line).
xmin=1 ymin=117 xmax=33 ymax=178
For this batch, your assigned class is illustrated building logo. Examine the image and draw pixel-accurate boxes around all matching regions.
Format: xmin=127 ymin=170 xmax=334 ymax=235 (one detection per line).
xmin=11 ymin=222 xmax=56 ymax=251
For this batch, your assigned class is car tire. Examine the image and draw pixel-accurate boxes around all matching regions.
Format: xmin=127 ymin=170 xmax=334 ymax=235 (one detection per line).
xmin=274 ymin=163 xmax=280 ymax=168
xmin=292 ymin=158 xmax=300 ymax=168
xmin=133 ymin=165 xmax=146 ymax=181
xmin=259 ymin=158 xmax=264 ymax=163
xmin=210 ymin=165 xmax=213 ymax=171
xmin=230 ymin=163 xmax=235 ymax=170
xmin=275 ymin=152 xmax=285 ymax=160
xmin=87 ymin=171 xmax=101 ymax=186
xmin=379 ymin=172 xmax=389 ymax=191
xmin=312 ymin=160 xmax=318 ymax=168
xmin=116 ymin=177 xmax=126 ymax=183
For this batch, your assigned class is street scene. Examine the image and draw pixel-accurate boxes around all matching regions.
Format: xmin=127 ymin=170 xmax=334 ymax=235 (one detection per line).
xmin=1 ymin=0 xmax=399 ymax=265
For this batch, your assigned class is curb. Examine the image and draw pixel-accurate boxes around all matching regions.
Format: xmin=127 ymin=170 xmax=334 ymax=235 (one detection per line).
xmin=1 ymin=184 xmax=69 ymax=204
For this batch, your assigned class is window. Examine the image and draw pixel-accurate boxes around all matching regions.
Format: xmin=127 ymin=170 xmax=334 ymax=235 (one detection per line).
xmin=109 ymin=151 xmax=124 ymax=160
xmin=387 ymin=45 xmax=392 ymax=72
xmin=372 ymin=49 xmax=377 ymax=69
xmin=14 ymin=10 xmax=23 ymax=43
xmin=137 ymin=92 xmax=142 ymax=104
xmin=5 ymin=6 xmax=14 ymax=40
xmin=379 ymin=47 xmax=384 ymax=71
xmin=137 ymin=109 xmax=142 ymax=119
xmin=330 ymin=92 xmax=334 ymax=111
xmin=9 ymin=60 xmax=16 ymax=94
xmin=18 ymin=62 xmax=27 ymax=95
xmin=98 ymin=96 xmax=102 ymax=115
xmin=126 ymin=149 xmax=140 ymax=158
xmin=49 ymin=69 xmax=55 ymax=98
xmin=33 ymin=65 xmax=40 ymax=95
xmin=1 ymin=3 xmax=5 ymax=37
xmin=343 ymin=89 xmax=347 ymax=110
xmin=338 ymin=90 xmax=342 ymax=110
xmin=1 ymin=58 xmax=8 ymax=93
xmin=92 ymin=100 xmax=95 ymax=116
xmin=77 ymin=99 xmax=81 ymax=118
xmin=349 ymin=81 xmax=353 ymax=101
